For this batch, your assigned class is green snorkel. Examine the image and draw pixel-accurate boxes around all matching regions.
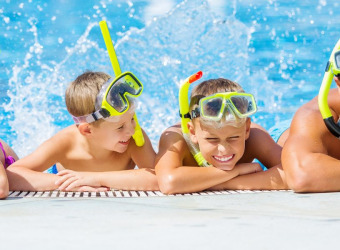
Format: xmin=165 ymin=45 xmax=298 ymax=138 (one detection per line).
xmin=99 ymin=20 xmax=145 ymax=146
xmin=179 ymin=71 xmax=210 ymax=167
xmin=318 ymin=39 xmax=340 ymax=138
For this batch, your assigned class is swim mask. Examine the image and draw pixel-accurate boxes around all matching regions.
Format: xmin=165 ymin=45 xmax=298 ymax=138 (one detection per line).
xmin=72 ymin=71 xmax=143 ymax=124
xmin=191 ymin=92 xmax=257 ymax=123
xmin=318 ymin=38 xmax=340 ymax=137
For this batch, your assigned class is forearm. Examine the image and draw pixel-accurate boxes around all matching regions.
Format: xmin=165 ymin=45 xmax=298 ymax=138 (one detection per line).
xmin=96 ymin=168 xmax=159 ymax=191
xmin=209 ymin=165 xmax=288 ymax=191
xmin=7 ymin=167 xmax=60 ymax=191
xmin=158 ymin=166 xmax=239 ymax=194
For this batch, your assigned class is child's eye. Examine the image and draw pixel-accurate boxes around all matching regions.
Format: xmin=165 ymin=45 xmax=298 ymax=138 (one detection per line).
xmin=228 ymin=136 xmax=240 ymax=141
xmin=117 ymin=125 xmax=124 ymax=130
xmin=206 ymin=137 xmax=218 ymax=141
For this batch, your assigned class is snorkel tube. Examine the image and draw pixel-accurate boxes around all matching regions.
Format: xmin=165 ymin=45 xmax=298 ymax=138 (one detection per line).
xmin=99 ymin=20 xmax=145 ymax=146
xmin=179 ymin=71 xmax=210 ymax=167
xmin=318 ymin=39 xmax=340 ymax=138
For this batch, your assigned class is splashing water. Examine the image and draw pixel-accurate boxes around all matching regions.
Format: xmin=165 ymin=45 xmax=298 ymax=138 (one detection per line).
xmin=1 ymin=0 xmax=340 ymax=157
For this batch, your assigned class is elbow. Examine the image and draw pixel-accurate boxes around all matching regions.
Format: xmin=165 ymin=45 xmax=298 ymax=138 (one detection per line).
xmin=283 ymin=162 xmax=316 ymax=193
xmin=287 ymin=174 xmax=313 ymax=193
xmin=157 ymin=174 xmax=179 ymax=195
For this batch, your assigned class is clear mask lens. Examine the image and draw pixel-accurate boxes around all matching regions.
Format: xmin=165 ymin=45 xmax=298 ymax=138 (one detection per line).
xmin=201 ymin=97 xmax=223 ymax=120
xmin=106 ymin=74 xmax=142 ymax=113
xmin=229 ymin=95 xmax=256 ymax=117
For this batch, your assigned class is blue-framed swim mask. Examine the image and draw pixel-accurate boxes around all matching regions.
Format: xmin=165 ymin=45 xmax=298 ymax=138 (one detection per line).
xmin=72 ymin=72 xmax=143 ymax=124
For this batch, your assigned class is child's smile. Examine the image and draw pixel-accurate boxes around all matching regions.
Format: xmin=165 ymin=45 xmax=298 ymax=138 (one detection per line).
xmin=189 ymin=118 xmax=250 ymax=170
xmin=213 ymin=154 xmax=234 ymax=163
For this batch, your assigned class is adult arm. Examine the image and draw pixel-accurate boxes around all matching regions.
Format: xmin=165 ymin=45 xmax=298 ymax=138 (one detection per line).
xmin=0 ymin=162 xmax=9 ymax=198
xmin=282 ymin=90 xmax=340 ymax=192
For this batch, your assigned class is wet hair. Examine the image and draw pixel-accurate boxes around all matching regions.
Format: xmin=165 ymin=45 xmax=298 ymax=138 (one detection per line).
xmin=189 ymin=78 xmax=245 ymax=111
xmin=65 ymin=71 xmax=111 ymax=120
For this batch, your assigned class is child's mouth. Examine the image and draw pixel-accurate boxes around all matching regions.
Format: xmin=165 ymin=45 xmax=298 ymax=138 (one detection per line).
xmin=213 ymin=154 xmax=234 ymax=163
xmin=119 ymin=139 xmax=130 ymax=145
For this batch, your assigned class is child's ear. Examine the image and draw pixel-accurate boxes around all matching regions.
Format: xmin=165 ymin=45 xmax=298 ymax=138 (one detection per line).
xmin=335 ymin=76 xmax=340 ymax=88
xmin=78 ymin=123 xmax=92 ymax=137
xmin=245 ymin=118 xmax=251 ymax=140
xmin=187 ymin=121 xmax=198 ymax=144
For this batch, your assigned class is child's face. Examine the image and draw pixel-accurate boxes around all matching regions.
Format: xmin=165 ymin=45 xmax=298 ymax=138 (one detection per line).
xmin=91 ymin=111 xmax=136 ymax=153
xmin=189 ymin=118 xmax=250 ymax=170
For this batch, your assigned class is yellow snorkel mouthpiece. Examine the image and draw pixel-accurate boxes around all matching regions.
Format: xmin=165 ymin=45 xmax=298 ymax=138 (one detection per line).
xmin=99 ymin=20 xmax=145 ymax=146
xmin=179 ymin=71 xmax=210 ymax=167
xmin=318 ymin=38 xmax=340 ymax=138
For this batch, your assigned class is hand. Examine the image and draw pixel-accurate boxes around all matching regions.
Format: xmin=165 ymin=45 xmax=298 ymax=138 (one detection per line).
xmin=56 ymin=170 xmax=107 ymax=192
xmin=235 ymin=163 xmax=263 ymax=176
xmin=61 ymin=185 xmax=109 ymax=192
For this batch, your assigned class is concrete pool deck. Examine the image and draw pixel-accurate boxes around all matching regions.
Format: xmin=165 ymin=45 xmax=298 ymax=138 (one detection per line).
xmin=0 ymin=190 xmax=339 ymax=250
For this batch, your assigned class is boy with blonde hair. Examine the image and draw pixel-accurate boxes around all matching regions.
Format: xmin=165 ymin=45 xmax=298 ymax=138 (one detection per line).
xmin=155 ymin=73 xmax=287 ymax=194
xmin=7 ymin=71 xmax=158 ymax=192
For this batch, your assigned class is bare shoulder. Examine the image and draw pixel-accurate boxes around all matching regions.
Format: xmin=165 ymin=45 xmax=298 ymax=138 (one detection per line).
xmin=248 ymin=121 xmax=271 ymax=142
xmin=157 ymin=123 xmax=191 ymax=158
xmin=159 ymin=124 xmax=185 ymax=148
xmin=46 ymin=125 xmax=80 ymax=152
xmin=285 ymin=95 xmax=335 ymax=154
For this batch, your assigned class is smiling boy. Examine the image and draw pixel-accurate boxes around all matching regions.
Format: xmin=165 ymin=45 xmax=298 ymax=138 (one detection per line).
xmin=155 ymin=76 xmax=287 ymax=194
xmin=7 ymin=71 xmax=158 ymax=192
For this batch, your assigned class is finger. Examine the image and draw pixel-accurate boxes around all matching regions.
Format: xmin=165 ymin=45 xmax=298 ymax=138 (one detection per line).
xmin=78 ymin=186 xmax=100 ymax=192
xmin=55 ymin=173 xmax=74 ymax=186
xmin=78 ymin=186 xmax=109 ymax=192
xmin=58 ymin=176 xmax=78 ymax=191
xmin=95 ymin=186 xmax=110 ymax=192
xmin=57 ymin=170 xmax=72 ymax=176
xmin=65 ymin=180 xmax=83 ymax=191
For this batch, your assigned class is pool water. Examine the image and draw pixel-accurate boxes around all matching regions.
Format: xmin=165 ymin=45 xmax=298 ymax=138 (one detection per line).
xmin=1 ymin=0 xmax=340 ymax=157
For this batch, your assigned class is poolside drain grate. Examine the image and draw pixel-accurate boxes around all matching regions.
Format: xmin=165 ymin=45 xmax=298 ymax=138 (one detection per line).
xmin=7 ymin=190 xmax=289 ymax=198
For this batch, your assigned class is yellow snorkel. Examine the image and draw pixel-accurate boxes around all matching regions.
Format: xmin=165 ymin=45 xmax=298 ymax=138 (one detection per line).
xmin=99 ymin=20 xmax=145 ymax=146
xmin=179 ymin=71 xmax=210 ymax=167
xmin=318 ymin=38 xmax=340 ymax=138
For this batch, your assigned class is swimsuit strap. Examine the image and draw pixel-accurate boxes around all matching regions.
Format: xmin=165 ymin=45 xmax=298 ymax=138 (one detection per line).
xmin=0 ymin=141 xmax=15 ymax=168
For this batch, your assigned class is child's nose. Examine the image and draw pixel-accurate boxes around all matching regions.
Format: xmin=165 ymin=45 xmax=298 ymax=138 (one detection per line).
xmin=217 ymin=143 xmax=228 ymax=153
xmin=126 ymin=121 xmax=136 ymax=136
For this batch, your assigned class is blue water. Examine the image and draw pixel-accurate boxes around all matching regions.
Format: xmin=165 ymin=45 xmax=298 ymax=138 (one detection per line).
xmin=1 ymin=0 xmax=340 ymax=157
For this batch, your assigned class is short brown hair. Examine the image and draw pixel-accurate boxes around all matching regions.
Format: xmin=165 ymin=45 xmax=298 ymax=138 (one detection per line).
xmin=189 ymin=78 xmax=244 ymax=111
xmin=65 ymin=71 xmax=111 ymax=117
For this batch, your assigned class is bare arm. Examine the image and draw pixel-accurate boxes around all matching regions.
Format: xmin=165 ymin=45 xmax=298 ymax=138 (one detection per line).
xmin=282 ymin=90 xmax=340 ymax=192
xmin=155 ymin=128 xmax=258 ymax=194
xmin=246 ymin=123 xmax=282 ymax=168
xmin=6 ymin=134 xmax=70 ymax=191
xmin=0 ymin=162 xmax=9 ymax=198
xmin=209 ymin=164 xmax=288 ymax=190
xmin=56 ymin=168 xmax=158 ymax=191
xmin=131 ymin=129 xmax=156 ymax=169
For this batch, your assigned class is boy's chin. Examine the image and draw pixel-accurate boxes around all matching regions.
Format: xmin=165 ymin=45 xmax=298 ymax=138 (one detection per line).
xmin=215 ymin=165 xmax=235 ymax=171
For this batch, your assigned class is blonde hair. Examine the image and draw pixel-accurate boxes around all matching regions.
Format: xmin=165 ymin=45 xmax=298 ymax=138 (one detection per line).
xmin=65 ymin=71 xmax=111 ymax=117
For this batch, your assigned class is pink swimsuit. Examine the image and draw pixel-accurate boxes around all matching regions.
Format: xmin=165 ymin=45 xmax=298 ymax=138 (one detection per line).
xmin=0 ymin=141 xmax=15 ymax=168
